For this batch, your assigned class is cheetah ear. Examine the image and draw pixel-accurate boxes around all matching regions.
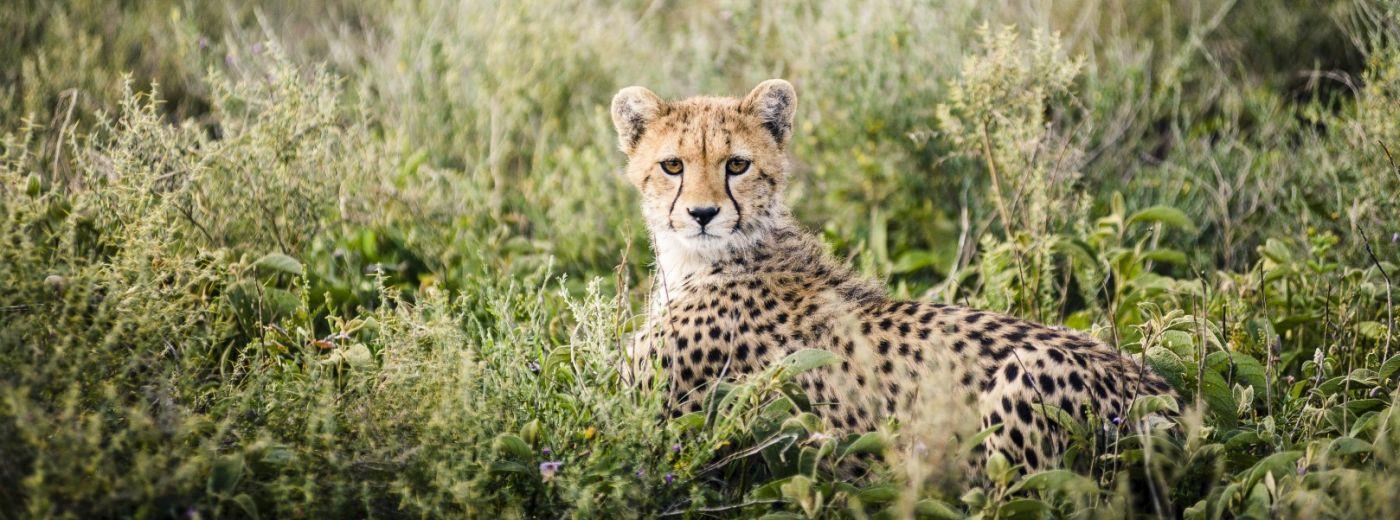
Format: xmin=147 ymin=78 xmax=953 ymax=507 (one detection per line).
xmin=741 ymin=79 xmax=797 ymax=148
xmin=611 ymin=86 xmax=666 ymax=155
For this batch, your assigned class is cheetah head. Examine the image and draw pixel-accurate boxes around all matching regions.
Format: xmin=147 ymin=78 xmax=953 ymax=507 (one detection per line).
xmin=610 ymin=80 xmax=796 ymax=267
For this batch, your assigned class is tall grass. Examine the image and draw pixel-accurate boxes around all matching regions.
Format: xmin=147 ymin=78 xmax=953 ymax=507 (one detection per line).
xmin=2 ymin=0 xmax=1399 ymax=517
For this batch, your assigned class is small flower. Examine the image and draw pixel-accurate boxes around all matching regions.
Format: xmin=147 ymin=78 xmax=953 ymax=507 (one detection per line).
xmin=663 ymin=473 xmax=676 ymax=484
xmin=541 ymin=447 xmax=552 ymax=456
xmin=1296 ymin=460 xmax=1308 ymax=476
xmin=528 ymin=360 xmax=541 ymax=373
xmin=197 ymin=37 xmax=208 ymax=49
xmin=224 ymin=54 xmax=235 ymax=66
xmin=670 ymin=443 xmax=682 ymax=453
xmin=1392 ymin=232 xmax=1399 ymax=244
xmin=539 ymin=461 xmax=563 ymax=482
xmin=251 ymin=42 xmax=264 ymax=54
xmin=635 ymin=468 xmax=645 ymax=478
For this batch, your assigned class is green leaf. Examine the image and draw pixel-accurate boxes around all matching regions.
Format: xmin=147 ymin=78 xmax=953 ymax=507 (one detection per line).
xmin=1206 ymin=351 xmax=1267 ymax=392
xmin=253 ymin=252 xmax=303 ymax=276
xmin=960 ymin=487 xmax=987 ymax=509
xmin=1259 ymin=239 xmax=1292 ymax=264
xmin=1159 ymin=330 xmax=1198 ymax=357
xmin=961 ymin=424 xmax=1003 ymax=454
xmin=1244 ymin=450 xmax=1302 ymax=488
xmin=207 ymin=455 xmax=245 ymax=495
xmin=749 ymin=476 xmax=794 ymax=500
xmin=1326 ymin=436 xmax=1371 ymax=457
xmin=996 ymin=499 xmax=1050 ymax=519
xmin=1142 ymin=248 xmax=1189 ymax=265
xmin=840 ymin=432 xmax=889 ymax=459
xmin=856 ymin=484 xmax=899 ymax=503
xmin=542 ymin=347 xmax=576 ymax=383
xmin=1128 ymin=394 xmax=1180 ymax=422
xmin=1033 ymin=403 xmax=1085 ymax=438
xmin=1380 ymin=354 xmax=1400 ymax=382
xmin=231 ymin=494 xmax=260 ymax=520
xmin=492 ymin=434 xmax=532 ymax=460
xmin=1201 ymin=368 xmax=1238 ymax=427
xmin=914 ymin=498 xmax=963 ymax=519
xmin=1145 ymin=346 xmax=1187 ymax=390
xmin=780 ymin=349 xmax=840 ymax=375
xmin=985 ymin=452 xmax=1015 ymax=486
xmin=670 ymin=411 xmax=706 ymax=431
xmin=1128 ymin=205 xmax=1197 ymax=232
xmin=321 ymin=343 xmax=373 ymax=368
xmin=892 ymin=250 xmax=943 ymax=274
xmin=1346 ymin=399 xmax=1385 ymax=414
xmin=1359 ymin=321 xmax=1390 ymax=341
xmin=779 ymin=475 xmax=815 ymax=507
xmin=1014 ymin=469 xmax=1095 ymax=495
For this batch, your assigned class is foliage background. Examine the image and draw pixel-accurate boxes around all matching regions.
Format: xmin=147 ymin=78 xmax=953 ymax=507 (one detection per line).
xmin=2 ymin=0 xmax=1399 ymax=517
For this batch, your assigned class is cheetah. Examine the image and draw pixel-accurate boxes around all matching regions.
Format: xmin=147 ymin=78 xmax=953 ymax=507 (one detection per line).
xmin=610 ymin=79 xmax=1174 ymax=471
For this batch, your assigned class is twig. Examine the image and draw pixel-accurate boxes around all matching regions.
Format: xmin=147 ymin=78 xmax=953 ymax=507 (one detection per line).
xmin=979 ymin=119 xmax=1013 ymax=234
xmin=1379 ymin=139 xmax=1400 ymax=184
xmin=1358 ymin=226 xmax=1394 ymax=360
xmin=50 ymin=89 xmax=79 ymax=189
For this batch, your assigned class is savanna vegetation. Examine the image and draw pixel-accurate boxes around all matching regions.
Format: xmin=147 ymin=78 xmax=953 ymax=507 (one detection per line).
xmin=2 ymin=0 xmax=1400 ymax=517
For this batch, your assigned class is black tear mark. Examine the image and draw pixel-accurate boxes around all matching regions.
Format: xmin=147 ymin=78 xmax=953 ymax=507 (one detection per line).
xmin=725 ymin=169 xmax=743 ymax=234
xmin=667 ymin=171 xmax=684 ymax=231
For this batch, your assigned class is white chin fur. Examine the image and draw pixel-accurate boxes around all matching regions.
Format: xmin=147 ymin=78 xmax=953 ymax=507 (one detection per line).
xmin=651 ymin=228 xmax=754 ymax=294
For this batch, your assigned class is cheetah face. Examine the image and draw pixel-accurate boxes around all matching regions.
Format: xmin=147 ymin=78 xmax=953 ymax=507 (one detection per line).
xmin=610 ymin=80 xmax=796 ymax=262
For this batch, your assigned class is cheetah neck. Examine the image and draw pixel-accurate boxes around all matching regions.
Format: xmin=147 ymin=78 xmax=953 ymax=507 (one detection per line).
xmin=649 ymin=214 xmax=867 ymax=303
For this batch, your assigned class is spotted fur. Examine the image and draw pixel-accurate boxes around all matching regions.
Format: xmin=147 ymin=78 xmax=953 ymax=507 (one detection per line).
xmin=610 ymin=80 xmax=1174 ymax=471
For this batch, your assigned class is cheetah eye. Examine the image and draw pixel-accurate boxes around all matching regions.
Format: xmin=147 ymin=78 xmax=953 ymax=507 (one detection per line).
xmin=660 ymin=159 xmax=684 ymax=175
xmin=726 ymin=158 xmax=751 ymax=176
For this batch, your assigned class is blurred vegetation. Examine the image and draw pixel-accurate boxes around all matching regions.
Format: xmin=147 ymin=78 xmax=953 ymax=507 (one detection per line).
xmin=2 ymin=0 xmax=1399 ymax=517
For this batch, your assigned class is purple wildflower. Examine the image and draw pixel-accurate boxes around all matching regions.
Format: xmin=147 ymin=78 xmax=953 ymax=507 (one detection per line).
xmin=541 ymin=447 xmax=552 ymax=456
xmin=528 ymin=360 xmax=541 ymax=373
xmin=224 ymin=54 xmax=234 ymax=66
xmin=664 ymin=473 xmax=675 ymax=484
xmin=539 ymin=461 xmax=563 ymax=482
xmin=198 ymin=37 xmax=208 ymax=50
xmin=670 ymin=443 xmax=682 ymax=453
xmin=251 ymin=42 xmax=264 ymax=54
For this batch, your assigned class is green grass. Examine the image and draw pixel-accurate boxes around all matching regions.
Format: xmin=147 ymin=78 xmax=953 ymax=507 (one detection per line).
xmin=2 ymin=0 xmax=1399 ymax=517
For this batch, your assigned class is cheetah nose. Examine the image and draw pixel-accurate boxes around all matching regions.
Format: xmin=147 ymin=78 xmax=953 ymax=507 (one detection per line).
xmin=687 ymin=206 xmax=720 ymax=227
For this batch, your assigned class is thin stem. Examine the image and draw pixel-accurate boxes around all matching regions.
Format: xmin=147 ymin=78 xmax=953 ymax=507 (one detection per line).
xmin=979 ymin=119 xmax=1013 ymax=234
